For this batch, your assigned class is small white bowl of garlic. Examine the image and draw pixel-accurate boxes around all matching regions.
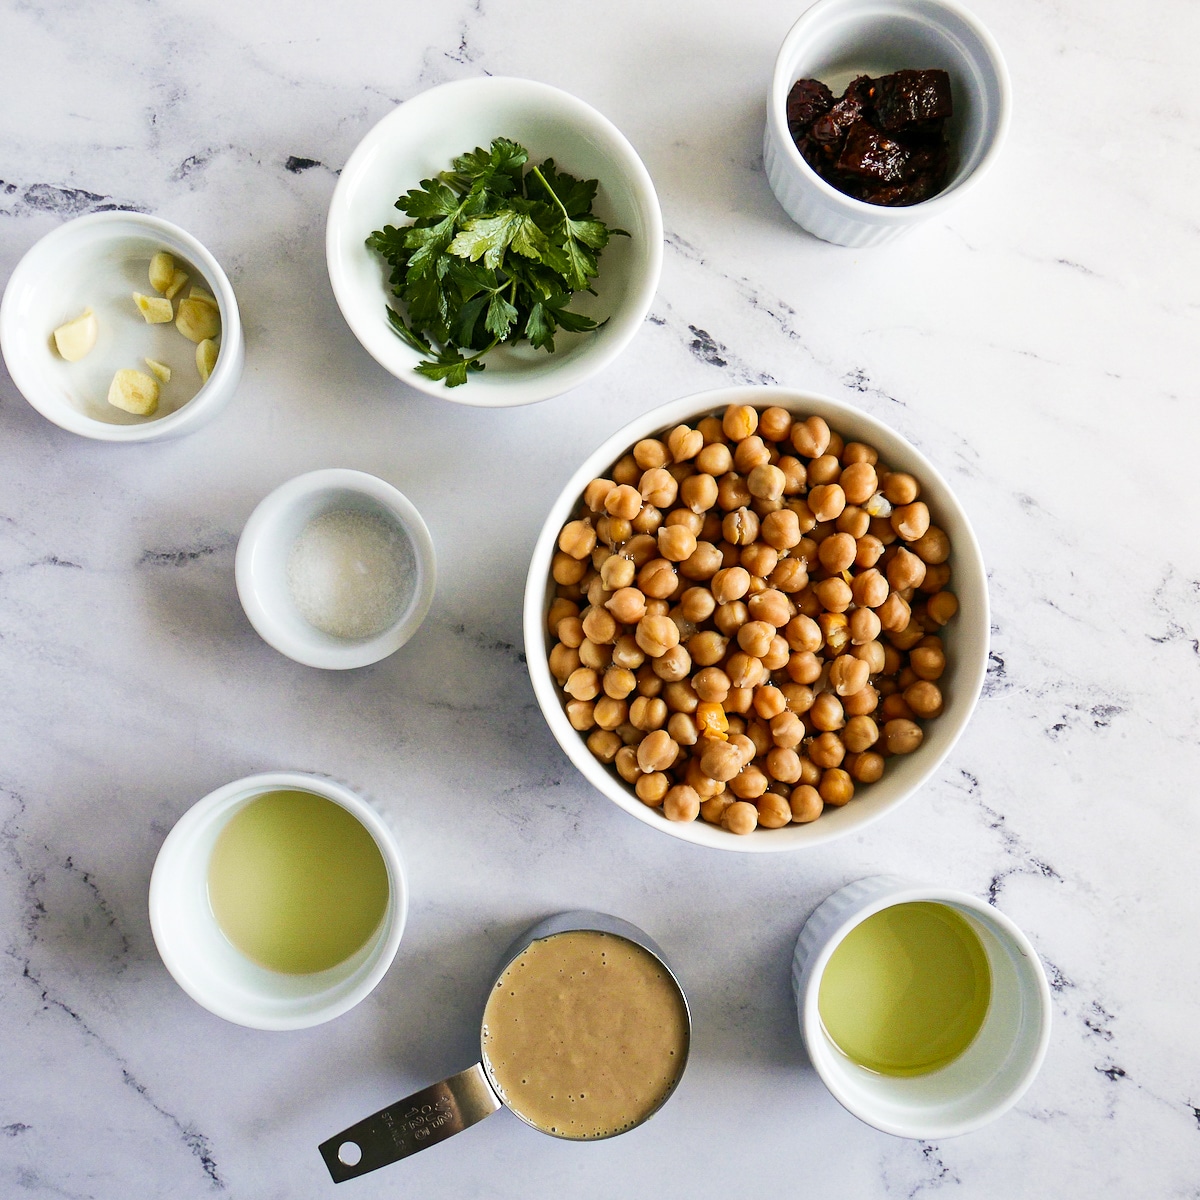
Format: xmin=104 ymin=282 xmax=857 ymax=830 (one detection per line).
xmin=235 ymin=468 xmax=437 ymax=670
xmin=0 ymin=211 xmax=244 ymax=441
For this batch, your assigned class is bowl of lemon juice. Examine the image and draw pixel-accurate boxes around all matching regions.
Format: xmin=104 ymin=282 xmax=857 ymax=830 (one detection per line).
xmin=150 ymin=771 xmax=407 ymax=1030
xmin=793 ymin=876 xmax=1051 ymax=1138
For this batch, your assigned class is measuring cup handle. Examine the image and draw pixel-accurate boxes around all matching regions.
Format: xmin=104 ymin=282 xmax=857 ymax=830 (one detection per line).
xmin=318 ymin=1062 xmax=502 ymax=1182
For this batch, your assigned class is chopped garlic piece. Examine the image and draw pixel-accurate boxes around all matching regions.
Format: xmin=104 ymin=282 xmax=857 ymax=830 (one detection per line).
xmin=149 ymin=251 xmax=176 ymax=294
xmin=188 ymin=286 xmax=217 ymax=307
xmin=108 ymin=368 xmax=159 ymax=415
xmin=52 ymin=308 xmax=98 ymax=361
xmin=164 ymin=268 xmax=189 ymax=299
xmin=175 ymin=296 xmax=220 ymax=343
xmin=864 ymin=492 xmax=893 ymax=518
xmin=195 ymin=338 xmax=218 ymax=382
xmin=144 ymin=358 xmax=172 ymax=384
xmin=133 ymin=292 xmax=173 ymax=324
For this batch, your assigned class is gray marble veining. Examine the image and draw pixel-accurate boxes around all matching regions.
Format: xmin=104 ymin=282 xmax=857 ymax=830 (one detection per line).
xmin=2 ymin=0 xmax=1199 ymax=1195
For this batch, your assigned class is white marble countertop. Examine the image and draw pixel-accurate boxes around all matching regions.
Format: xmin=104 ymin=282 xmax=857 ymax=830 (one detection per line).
xmin=2 ymin=0 xmax=1198 ymax=1195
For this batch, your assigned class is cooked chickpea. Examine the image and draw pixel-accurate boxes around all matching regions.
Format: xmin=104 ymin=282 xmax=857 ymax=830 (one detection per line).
xmin=770 ymin=710 xmax=805 ymax=748
xmin=807 ymin=483 xmax=846 ymax=523
xmin=631 ymin=505 xmax=662 ymax=535
xmin=910 ymin=643 xmax=946 ymax=680
xmin=679 ymin=541 xmax=723 ymax=581
xmin=604 ymin=483 xmax=643 ymax=521
xmin=887 ymin=546 xmax=927 ymax=591
xmin=633 ymin=438 xmax=669 ymax=470
xmin=819 ymin=768 xmax=854 ymax=807
xmin=700 ymin=739 xmax=743 ymax=782
xmin=791 ymin=415 xmax=830 ymax=458
xmin=558 ymin=519 xmax=597 ymax=560
xmin=688 ymin=762 xmax=726 ymax=802
xmin=726 ymin=652 xmax=767 ymax=690
xmin=842 ymin=714 xmax=879 ymax=753
xmin=747 ymin=463 xmax=786 ymax=502
xmin=728 ymin=763 xmax=769 ymax=800
xmin=753 ymin=685 xmax=787 ymax=721
xmin=855 ymin=534 xmax=885 ymax=569
xmin=678 ymin=586 xmax=716 ymax=624
xmin=736 ymin=620 xmax=775 ymax=658
xmin=614 ymin=745 xmax=640 ymax=784
xmin=564 ymin=667 xmax=601 ymax=701
xmin=587 ymin=729 xmax=622 ymax=763
xmin=685 ymin=629 xmax=728 ymax=669
xmin=581 ymin=606 xmax=618 ymax=645
xmin=723 ymin=506 xmax=759 ymax=546
xmin=596 ymin=516 xmax=632 ymax=548
xmin=809 ymin=731 xmax=845 ymax=769
xmin=756 ymin=792 xmax=792 ymax=829
xmin=593 ymin=695 xmax=629 ymax=730
xmin=847 ymin=750 xmax=885 ymax=783
xmin=836 ymin=506 xmax=871 ymax=540
xmin=552 ymin=551 xmax=587 ymax=586
xmin=786 ymin=651 xmax=822 ymax=686
xmin=766 ymin=746 xmax=802 ymax=784
xmin=629 ymin=695 xmax=668 ymax=731
xmin=600 ymin=554 xmax=636 ymax=592
xmin=851 ymin=639 xmax=886 ymax=675
xmin=566 ymin=699 xmax=595 ymax=731
xmin=635 ymin=771 xmax=669 ymax=806
xmin=883 ymin=718 xmax=924 ymax=755
xmin=605 ymin=587 xmax=646 ymax=625
xmin=667 ymin=713 xmax=699 ymax=747
xmin=839 ymin=461 xmax=877 ymax=505
xmin=603 ymin=666 xmax=637 ymax=700
xmin=583 ymin=478 xmax=616 ymax=512
xmin=848 ymin=607 xmax=881 ymax=646
xmin=734 ymin=435 xmax=771 ymax=473
xmin=680 ymin=473 xmax=719 ymax=514
xmin=808 ymin=453 xmax=842 ymax=485
xmin=785 ymin=614 xmax=823 ymax=653
xmin=612 ymin=633 xmax=645 ymax=670
xmin=713 ymin=600 xmax=749 ymax=637
xmin=660 ymin=783 xmax=699 ymax=823
xmin=657 ymin=524 xmax=697 ymax=563
xmin=691 ymin=666 xmax=730 ymax=703
xmin=883 ymin=472 xmax=919 ymax=506
xmin=842 ymin=686 xmax=879 ymax=717
xmin=696 ymin=442 xmax=733 ymax=477
xmin=880 ymin=693 xmax=914 ymax=722
xmin=637 ymin=729 xmax=679 ymax=774
xmin=769 ymin=558 xmax=808 ymax=593
xmin=813 ymin=577 xmax=853 ymax=613
xmin=635 ymin=614 xmax=680 ymax=658
xmin=700 ymin=794 xmax=734 ymax=824
xmin=891 ymin=501 xmax=930 ymax=543
xmin=725 ymin=686 xmax=754 ymax=714
xmin=926 ymin=591 xmax=959 ymax=626
xmin=790 ymin=784 xmax=823 ymax=823
xmin=637 ymin=559 xmax=678 ymax=600
xmin=904 ymin=680 xmax=943 ymax=718
xmin=878 ymin=591 xmax=911 ymax=633
xmin=548 ymin=643 xmax=581 ymax=683
xmin=721 ymin=799 xmax=759 ymax=835
xmin=810 ymin=691 xmax=845 ymax=732
xmin=829 ymin=654 xmax=870 ymax=697
xmin=818 ymin=531 xmax=857 ymax=574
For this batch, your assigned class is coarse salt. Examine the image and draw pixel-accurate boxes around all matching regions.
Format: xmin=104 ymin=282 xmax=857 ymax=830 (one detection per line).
xmin=286 ymin=508 xmax=414 ymax=640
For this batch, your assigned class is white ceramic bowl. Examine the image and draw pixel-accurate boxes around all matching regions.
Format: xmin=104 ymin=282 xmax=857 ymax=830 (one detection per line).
xmin=523 ymin=385 xmax=989 ymax=852
xmin=0 ymin=211 xmax=244 ymax=439
xmin=763 ymin=0 xmax=1011 ymax=247
xmin=793 ymin=876 xmax=1052 ymax=1137
xmin=326 ymin=76 xmax=663 ymax=407
xmin=236 ymin=468 xmax=436 ymax=670
xmin=149 ymin=771 xmax=408 ymax=1031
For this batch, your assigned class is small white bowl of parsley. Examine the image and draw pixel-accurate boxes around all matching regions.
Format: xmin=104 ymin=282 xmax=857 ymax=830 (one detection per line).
xmin=327 ymin=77 xmax=663 ymax=407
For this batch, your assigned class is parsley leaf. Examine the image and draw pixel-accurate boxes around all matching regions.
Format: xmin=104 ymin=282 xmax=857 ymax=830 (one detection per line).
xmin=367 ymin=137 xmax=623 ymax=388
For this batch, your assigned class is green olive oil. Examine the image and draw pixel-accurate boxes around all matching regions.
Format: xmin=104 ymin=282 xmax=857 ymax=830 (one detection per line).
xmin=207 ymin=790 xmax=389 ymax=975
xmin=818 ymin=902 xmax=991 ymax=1076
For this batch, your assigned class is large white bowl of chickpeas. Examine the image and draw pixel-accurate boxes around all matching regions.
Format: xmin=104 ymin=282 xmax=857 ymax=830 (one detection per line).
xmin=524 ymin=387 xmax=988 ymax=850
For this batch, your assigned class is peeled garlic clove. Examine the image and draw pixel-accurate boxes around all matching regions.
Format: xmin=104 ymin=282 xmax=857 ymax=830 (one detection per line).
xmin=164 ymin=268 xmax=189 ymax=299
xmin=133 ymin=292 xmax=174 ymax=324
xmin=195 ymin=338 xmax=218 ymax=383
xmin=149 ymin=251 xmax=175 ymax=294
xmin=175 ymin=296 xmax=220 ymax=343
xmin=107 ymin=368 xmax=159 ymax=415
xmin=188 ymin=286 xmax=217 ymax=307
xmin=144 ymin=358 xmax=172 ymax=384
xmin=52 ymin=308 xmax=98 ymax=361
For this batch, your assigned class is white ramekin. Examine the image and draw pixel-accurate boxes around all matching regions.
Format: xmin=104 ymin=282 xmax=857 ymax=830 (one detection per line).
xmin=793 ymin=876 xmax=1051 ymax=1137
xmin=523 ymin=385 xmax=989 ymax=852
xmin=149 ymin=771 xmax=408 ymax=1031
xmin=0 ymin=211 xmax=244 ymax=439
xmin=764 ymin=0 xmax=1011 ymax=247
xmin=235 ymin=468 xmax=436 ymax=670
xmin=327 ymin=76 xmax=663 ymax=407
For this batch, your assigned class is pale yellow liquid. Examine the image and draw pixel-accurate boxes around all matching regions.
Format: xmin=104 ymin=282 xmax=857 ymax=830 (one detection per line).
xmin=482 ymin=931 xmax=689 ymax=1138
xmin=207 ymin=790 xmax=389 ymax=975
xmin=818 ymin=902 xmax=991 ymax=1077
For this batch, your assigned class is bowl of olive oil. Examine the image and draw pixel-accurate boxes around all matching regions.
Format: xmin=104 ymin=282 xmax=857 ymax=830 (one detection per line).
xmin=150 ymin=772 xmax=407 ymax=1030
xmin=793 ymin=876 xmax=1051 ymax=1138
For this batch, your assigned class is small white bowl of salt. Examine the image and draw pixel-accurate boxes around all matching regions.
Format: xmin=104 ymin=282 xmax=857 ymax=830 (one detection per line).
xmin=236 ymin=468 xmax=436 ymax=669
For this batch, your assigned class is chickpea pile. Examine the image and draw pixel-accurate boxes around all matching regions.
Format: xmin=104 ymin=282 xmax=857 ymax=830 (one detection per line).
xmin=545 ymin=405 xmax=958 ymax=835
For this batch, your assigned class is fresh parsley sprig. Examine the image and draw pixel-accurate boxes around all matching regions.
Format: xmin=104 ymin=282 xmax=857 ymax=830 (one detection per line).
xmin=366 ymin=138 xmax=625 ymax=387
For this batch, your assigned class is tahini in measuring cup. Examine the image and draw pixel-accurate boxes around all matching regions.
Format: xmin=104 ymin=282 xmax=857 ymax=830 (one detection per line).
xmin=319 ymin=910 xmax=691 ymax=1181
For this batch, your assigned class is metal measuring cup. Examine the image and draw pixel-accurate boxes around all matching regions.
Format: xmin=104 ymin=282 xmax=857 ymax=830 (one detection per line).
xmin=319 ymin=910 xmax=691 ymax=1182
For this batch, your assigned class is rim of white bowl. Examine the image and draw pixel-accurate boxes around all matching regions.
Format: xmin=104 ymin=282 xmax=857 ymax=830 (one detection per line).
xmin=325 ymin=75 xmax=663 ymax=408
xmin=769 ymin=0 xmax=1013 ymax=224
xmin=523 ymin=385 xmax=990 ymax=852
xmin=799 ymin=878 xmax=1052 ymax=1137
xmin=0 ymin=211 xmax=244 ymax=441
xmin=148 ymin=770 xmax=408 ymax=1030
xmin=235 ymin=468 xmax=437 ymax=669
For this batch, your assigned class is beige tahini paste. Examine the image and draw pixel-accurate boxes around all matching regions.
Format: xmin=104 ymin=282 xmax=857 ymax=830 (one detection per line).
xmin=481 ymin=930 xmax=689 ymax=1138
